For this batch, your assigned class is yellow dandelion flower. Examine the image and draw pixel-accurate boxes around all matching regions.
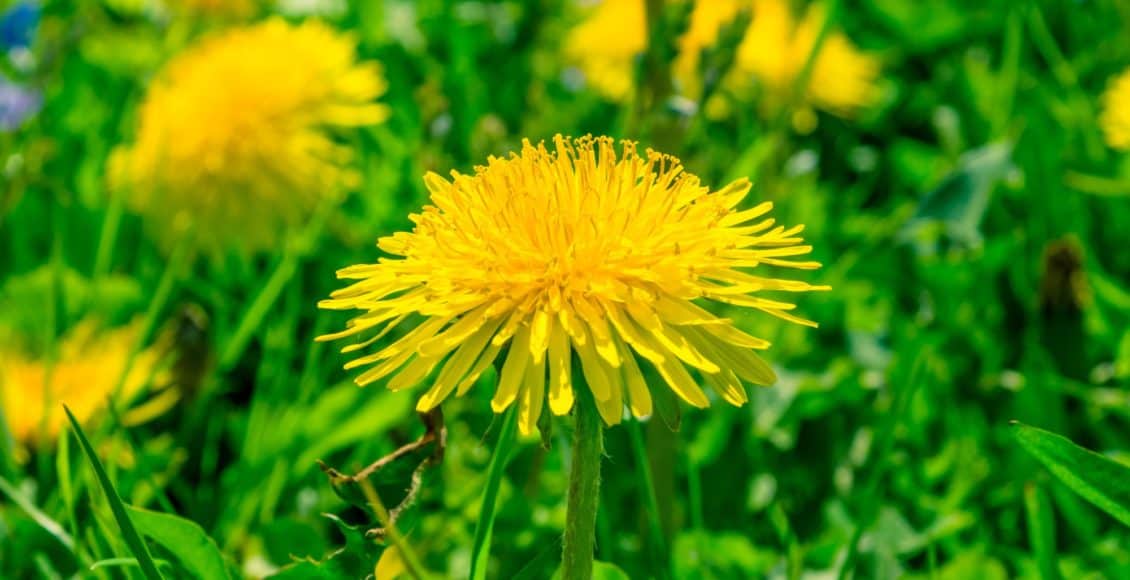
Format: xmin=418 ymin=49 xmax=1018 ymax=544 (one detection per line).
xmin=0 ymin=319 xmax=173 ymax=445
xmin=734 ymin=0 xmax=880 ymax=117
xmin=319 ymin=135 xmax=827 ymax=435
xmin=1100 ymin=67 xmax=1130 ymax=151
xmin=567 ymin=0 xmax=878 ymax=118
xmin=564 ymin=0 xmax=647 ymax=101
xmin=673 ymin=0 xmax=747 ymax=95
xmin=110 ymin=18 xmax=389 ymax=254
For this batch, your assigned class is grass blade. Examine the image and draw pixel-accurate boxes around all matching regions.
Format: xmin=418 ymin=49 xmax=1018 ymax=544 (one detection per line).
xmin=470 ymin=406 xmax=518 ymax=580
xmin=1013 ymin=422 xmax=1130 ymax=527
xmin=627 ymin=418 xmax=667 ymax=575
xmin=1024 ymin=482 xmax=1061 ymax=580
xmin=0 ymin=475 xmax=78 ymax=555
xmin=64 ymin=405 xmax=164 ymax=580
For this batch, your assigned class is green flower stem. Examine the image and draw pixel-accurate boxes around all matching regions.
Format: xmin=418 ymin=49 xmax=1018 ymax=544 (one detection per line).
xmin=93 ymin=191 xmax=124 ymax=279
xmin=562 ymin=387 xmax=604 ymax=580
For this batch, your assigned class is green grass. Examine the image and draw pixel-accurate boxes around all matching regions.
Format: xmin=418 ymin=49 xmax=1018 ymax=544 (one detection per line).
xmin=3 ymin=0 xmax=1130 ymax=578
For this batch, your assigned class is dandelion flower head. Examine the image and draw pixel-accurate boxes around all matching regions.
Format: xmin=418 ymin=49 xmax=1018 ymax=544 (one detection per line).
xmin=1100 ymin=67 xmax=1130 ymax=151
xmin=320 ymin=135 xmax=827 ymax=435
xmin=564 ymin=0 xmax=647 ymax=101
xmin=566 ymin=0 xmax=878 ymax=119
xmin=0 ymin=319 xmax=172 ymax=445
xmin=733 ymin=0 xmax=880 ymax=117
xmin=110 ymin=18 xmax=389 ymax=254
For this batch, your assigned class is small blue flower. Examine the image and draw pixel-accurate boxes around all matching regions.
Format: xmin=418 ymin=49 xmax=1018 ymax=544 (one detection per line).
xmin=0 ymin=77 xmax=41 ymax=131
xmin=0 ymin=1 xmax=40 ymax=52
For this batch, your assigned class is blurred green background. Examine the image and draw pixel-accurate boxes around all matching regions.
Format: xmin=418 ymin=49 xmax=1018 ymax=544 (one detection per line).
xmin=2 ymin=0 xmax=1130 ymax=578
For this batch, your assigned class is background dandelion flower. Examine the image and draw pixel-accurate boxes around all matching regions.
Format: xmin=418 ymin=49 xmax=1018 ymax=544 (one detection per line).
xmin=1100 ymin=67 xmax=1130 ymax=150
xmin=730 ymin=0 xmax=880 ymax=117
xmin=110 ymin=18 xmax=389 ymax=255
xmin=0 ymin=319 xmax=173 ymax=446
xmin=320 ymin=135 xmax=827 ymax=435
xmin=567 ymin=0 xmax=878 ymax=119
xmin=563 ymin=0 xmax=646 ymax=102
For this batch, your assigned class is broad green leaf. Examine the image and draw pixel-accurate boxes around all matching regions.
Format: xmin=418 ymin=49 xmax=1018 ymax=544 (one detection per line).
xmin=65 ymin=406 xmax=163 ymax=580
xmin=904 ymin=141 xmax=1013 ymax=247
xmin=1013 ymin=422 xmax=1130 ymax=527
xmin=125 ymin=506 xmax=231 ymax=580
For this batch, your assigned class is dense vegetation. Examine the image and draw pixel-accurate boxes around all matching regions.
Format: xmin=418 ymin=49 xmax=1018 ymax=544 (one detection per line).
xmin=2 ymin=0 xmax=1130 ymax=578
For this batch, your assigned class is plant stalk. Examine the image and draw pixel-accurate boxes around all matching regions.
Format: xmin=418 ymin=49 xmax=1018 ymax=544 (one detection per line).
xmin=562 ymin=388 xmax=603 ymax=580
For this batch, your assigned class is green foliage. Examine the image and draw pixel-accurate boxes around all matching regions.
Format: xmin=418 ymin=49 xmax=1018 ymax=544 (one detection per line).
xmin=65 ymin=406 xmax=162 ymax=580
xmin=126 ymin=506 xmax=232 ymax=580
xmin=2 ymin=0 xmax=1130 ymax=579
xmin=1014 ymin=423 xmax=1130 ymax=528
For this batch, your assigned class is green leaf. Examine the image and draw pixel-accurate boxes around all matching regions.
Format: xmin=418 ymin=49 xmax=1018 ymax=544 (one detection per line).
xmin=904 ymin=141 xmax=1013 ymax=247
xmin=592 ymin=560 xmax=632 ymax=580
xmin=64 ymin=406 xmax=164 ymax=580
xmin=1012 ymin=422 xmax=1130 ymax=527
xmin=470 ymin=406 xmax=519 ymax=580
xmin=125 ymin=506 xmax=231 ymax=580
xmin=0 ymin=475 xmax=77 ymax=555
xmin=1023 ymin=483 xmax=1061 ymax=580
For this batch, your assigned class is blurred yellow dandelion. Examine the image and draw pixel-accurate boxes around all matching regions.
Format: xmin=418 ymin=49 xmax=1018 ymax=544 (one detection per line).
xmin=0 ymin=320 xmax=173 ymax=445
xmin=673 ymin=0 xmax=747 ymax=96
xmin=110 ymin=18 xmax=389 ymax=254
xmin=564 ymin=0 xmax=647 ymax=101
xmin=734 ymin=0 xmax=880 ymax=117
xmin=320 ymin=135 xmax=827 ymax=435
xmin=1099 ymin=67 xmax=1130 ymax=151
xmin=567 ymin=0 xmax=878 ymax=119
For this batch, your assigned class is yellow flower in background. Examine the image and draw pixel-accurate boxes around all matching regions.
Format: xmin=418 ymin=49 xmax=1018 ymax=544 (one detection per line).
xmin=1100 ymin=67 xmax=1130 ymax=150
xmin=0 ymin=320 xmax=174 ymax=446
xmin=673 ymin=0 xmax=746 ymax=96
xmin=734 ymin=0 xmax=880 ymax=118
xmin=110 ymin=18 xmax=389 ymax=255
xmin=567 ymin=0 xmax=878 ymax=120
xmin=320 ymin=135 xmax=827 ymax=435
xmin=564 ymin=0 xmax=647 ymax=101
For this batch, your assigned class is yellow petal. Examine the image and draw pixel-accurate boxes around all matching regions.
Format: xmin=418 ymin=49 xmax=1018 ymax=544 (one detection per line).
xmin=653 ymin=323 xmax=721 ymax=374
xmin=417 ymin=303 xmax=493 ymax=358
xmin=718 ymin=200 xmax=773 ymax=227
xmin=528 ymin=308 xmax=552 ymax=365
xmin=703 ymin=368 xmax=747 ymax=406
xmin=574 ymin=324 xmax=613 ymax=403
xmin=492 ymin=323 xmax=531 ymax=412
xmin=616 ymin=337 xmax=652 ymax=418
xmin=416 ymin=315 xmax=505 ymax=411
xmin=574 ymin=297 xmax=620 ymax=366
xmin=683 ymin=326 xmax=776 ymax=386
xmin=456 ymin=342 xmax=502 ymax=396
xmin=603 ymin=303 xmax=666 ymax=364
xmin=654 ymin=355 xmax=709 ymax=408
xmin=343 ymin=316 xmax=450 ymax=370
xmin=354 ymin=348 xmax=413 ymax=386
xmin=518 ymin=355 xmax=546 ymax=436
xmin=547 ymin=324 xmax=574 ymax=415
xmin=387 ymin=354 xmax=439 ymax=392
